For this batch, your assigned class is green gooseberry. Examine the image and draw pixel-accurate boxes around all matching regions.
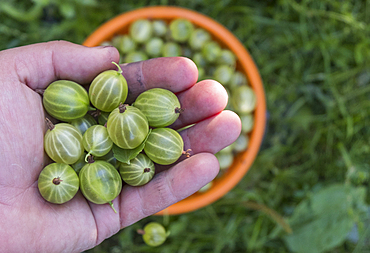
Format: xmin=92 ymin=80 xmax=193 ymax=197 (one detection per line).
xmin=198 ymin=181 xmax=213 ymax=193
xmin=213 ymin=65 xmax=234 ymax=86
xmin=82 ymin=125 xmax=113 ymax=161
xmin=215 ymin=152 xmax=234 ymax=170
xmin=44 ymin=119 xmax=84 ymax=164
xmin=133 ymin=88 xmax=182 ymax=128
xmin=71 ymin=151 xmax=87 ymax=174
xmin=107 ymin=104 xmax=149 ymax=149
xmin=144 ymin=128 xmax=185 ymax=165
xmin=140 ymin=222 xmax=169 ymax=247
xmin=43 ymin=80 xmax=92 ymax=122
xmin=240 ymin=113 xmax=254 ymax=134
xmin=98 ymin=111 xmax=110 ymax=125
xmin=231 ymin=86 xmax=257 ymax=114
xmin=69 ymin=114 xmax=97 ymax=135
xmin=145 ymin=37 xmax=164 ymax=57
xmin=129 ymin=19 xmax=153 ymax=43
xmin=192 ymin=52 xmax=207 ymax=68
xmin=119 ymin=153 xmax=155 ymax=186
xmin=152 ymin=20 xmax=168 ymax=37
xmin=232 ymin=134 xmax=249 ymax=152
xmin=112 ymin=34 xmax=136 ymax=54
xmin=202 ymin=41 xmax=222 ymax=63
xmin=217 ymin=49 xmax=236 ymax=67
xmin=229 ymin=71 xmax=248 ymax=88
xmin=79 ymin=159 xmax=122 ymax=213
xmin=125 ymin=51 xmax=148 ymax=63
xmin=89 ymin=62 xmax=128 ymax=112
xmin=188 ymin=28 xmax=211 ymax=51
xmin=181 ymin=46 xmax=193 ymax=59
xmin=38 ymin=163 xmax=79 ymax=204
xmin=95 ymin=149 xmax=120 ymax=169
xmin=162 ymin=42 xmax=182 ymax=57
xmin=169 ymin=18 xmax=194 ymax=43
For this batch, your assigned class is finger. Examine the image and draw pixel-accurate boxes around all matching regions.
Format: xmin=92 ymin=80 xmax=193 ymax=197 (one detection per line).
xmin=119 ymin=153 xmax=219 ymax=228
xmin=120 ymin=57 xmax=198 ymax=103
xmin=0 ymin=41 xmax=120 ymax=89
xmin=181 ymin=110 xmax=241 ymax=154
xmin=170 ymin=79 xmax=228 ymax=130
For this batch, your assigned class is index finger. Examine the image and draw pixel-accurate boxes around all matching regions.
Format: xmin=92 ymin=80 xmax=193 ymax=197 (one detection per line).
xmin=120 ymin=57 xmax=198 ymax=104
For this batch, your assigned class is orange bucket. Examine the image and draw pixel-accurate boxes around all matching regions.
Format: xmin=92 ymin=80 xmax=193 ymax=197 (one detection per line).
xmin=83 ymin=6 xmax=266 ymax=215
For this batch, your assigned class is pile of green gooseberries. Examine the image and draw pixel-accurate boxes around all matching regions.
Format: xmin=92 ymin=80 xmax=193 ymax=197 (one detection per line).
xmin=102 ymin=18 xmax=257 ymax=191
xmin=38 ymin=62 xmax=189 ymax=212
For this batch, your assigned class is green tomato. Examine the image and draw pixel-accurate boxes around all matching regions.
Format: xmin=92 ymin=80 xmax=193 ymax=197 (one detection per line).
xmin=133 ymin=88 xmax=181 ymax=128
xmin=38 ymin=163 xmax=79 ymax=204
xmin=43 ymin=80 xmax=91 ymax=122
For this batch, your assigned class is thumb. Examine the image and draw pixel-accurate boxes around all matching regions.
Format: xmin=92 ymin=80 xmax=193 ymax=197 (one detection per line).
xmin=0 ymin=40 xmax=120 ymax=89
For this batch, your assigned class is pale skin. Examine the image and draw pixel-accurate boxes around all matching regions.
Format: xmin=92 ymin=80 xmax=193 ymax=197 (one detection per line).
xmin=0 ymin=41 xmax=241 ymax=252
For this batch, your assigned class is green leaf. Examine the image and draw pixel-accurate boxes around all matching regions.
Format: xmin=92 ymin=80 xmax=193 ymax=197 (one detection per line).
xmin=112 ymin=129 xmax=152 ymax=164
xmin=284 ymin=184 xmax=366 ymax=253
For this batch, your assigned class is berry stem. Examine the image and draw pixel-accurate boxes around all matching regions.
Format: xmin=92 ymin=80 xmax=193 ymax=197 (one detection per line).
xmin=112 ymin=61 xmax=123 ymax=74
xmin=175 ymin=107 xmax=184 ymax=114
xmin=45 ymin=118 xmax=55 ymax=130
xmin=52 ymin=177 xmax=63 ymax=185
xmin=87 ymin=154 xmax=95 ymax=163
xmin=119 ymin=103 xmax=127 ymax=113
xmin=109 ymin=201 xmax=117 ymax=213
xmin=137 ymin=229 xmax=145 ymax=235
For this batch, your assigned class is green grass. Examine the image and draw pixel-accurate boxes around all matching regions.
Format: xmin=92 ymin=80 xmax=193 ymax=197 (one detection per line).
xmin=2 ymin=0 xmax=370 ymax=252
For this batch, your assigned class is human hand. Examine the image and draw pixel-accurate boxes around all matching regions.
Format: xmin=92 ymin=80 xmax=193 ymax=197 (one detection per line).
xmin=0 ymin=41 xmax=241 ymax=252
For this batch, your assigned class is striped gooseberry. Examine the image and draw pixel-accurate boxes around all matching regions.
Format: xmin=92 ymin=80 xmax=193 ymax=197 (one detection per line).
xmin=97 ymin=111 xmax=110 ymax=125
xmin=38 ymin=163 xmax=79 ymax=204
xmin=231 ymin=86 xmax=257 ymax=114
xmin=133 ymin=88 xmax=182 ymax=128
xmin=169 ymin=18 xmax=194 ymax=43
xmin=95 ymin=149 xmax=120 ymax=169
xmin=144 ymin=128 xmax=186 ymax=165
xmin=138 ymin=222 xmax=169 ymax=247
xmin=44 ymin=119 xmax=84 ymax=164
xmin=79 ymin=158 xmax=122 ymax=212
xmin=82 ymin=125 xmax=113 ymax=161
xmin=107 ymin=104 xmax=149 ymax=149
xmin=70 ymin=114 xmax=97 ymax=135
xmin=129 ymin=19 xmax=153 ymax=43
xmin=89 ymin=62 xmax=128 ymax=112
xmin=119 ymin=153 xmax=155 ymax=186
xmin=42 ymin=80 xmax=92 ymax=122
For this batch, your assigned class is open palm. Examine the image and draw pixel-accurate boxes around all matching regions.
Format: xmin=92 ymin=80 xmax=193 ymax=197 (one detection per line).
xmin=0 ymin=41 xmax=241 ymax=253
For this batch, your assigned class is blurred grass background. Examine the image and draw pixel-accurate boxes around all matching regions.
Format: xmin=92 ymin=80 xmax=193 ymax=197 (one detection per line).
xmin=1 ymin=0 xmax=370 ymax=252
